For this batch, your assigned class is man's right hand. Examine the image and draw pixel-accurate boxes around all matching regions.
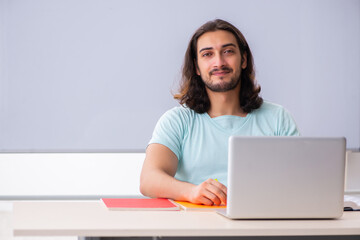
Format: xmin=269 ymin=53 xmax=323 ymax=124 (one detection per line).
xmin=140 ymin=144 xmax=227 ymax=206
xmin=188 ymin=178 xmax=227 ymax=206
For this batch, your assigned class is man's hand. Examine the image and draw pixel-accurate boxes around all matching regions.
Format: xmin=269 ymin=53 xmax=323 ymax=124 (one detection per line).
xmin=140 ymin=144 xmax=227 ymax=205
xmin=188 ymin=178 xmax=227 ymax=206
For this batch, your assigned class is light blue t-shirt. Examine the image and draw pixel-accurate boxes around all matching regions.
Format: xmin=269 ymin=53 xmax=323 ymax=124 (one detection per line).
xmin=149 ymin=101 xmax=300 ymax=186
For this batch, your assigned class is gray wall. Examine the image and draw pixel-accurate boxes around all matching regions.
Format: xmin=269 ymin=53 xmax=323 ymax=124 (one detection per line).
xmin=1 ymin=0 xmax=360 ymax=150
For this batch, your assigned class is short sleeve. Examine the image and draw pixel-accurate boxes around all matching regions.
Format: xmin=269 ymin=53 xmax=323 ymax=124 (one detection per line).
xmin=277 ymin=107 xmax=300 ymax=136
xmin=148 ymin=107 xmax=189 ymax=160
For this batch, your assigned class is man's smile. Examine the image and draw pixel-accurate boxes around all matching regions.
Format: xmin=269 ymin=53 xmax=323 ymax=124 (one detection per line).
xmin=210 ymin=68 xmax=232 ymax=77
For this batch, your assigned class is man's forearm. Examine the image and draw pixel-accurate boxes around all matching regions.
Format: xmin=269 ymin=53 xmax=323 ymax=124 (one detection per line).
xmin=140 ymin=169 xmax=194 ymax=201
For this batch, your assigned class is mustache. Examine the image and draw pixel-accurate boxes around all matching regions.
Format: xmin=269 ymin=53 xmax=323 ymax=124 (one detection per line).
xmin=210 ymin=67 xmax=233 ymax=75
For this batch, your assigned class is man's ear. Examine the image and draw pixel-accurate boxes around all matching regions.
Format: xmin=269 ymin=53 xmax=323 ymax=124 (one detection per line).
xmin=241 ymin=52 xmax=247 ymax=69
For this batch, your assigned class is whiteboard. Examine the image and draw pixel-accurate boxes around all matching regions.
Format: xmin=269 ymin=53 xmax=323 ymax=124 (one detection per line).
xmin=0 ymin=153 xmax=144 ymax=198
xmin=0 ymin=0 xmax=359 ymax=150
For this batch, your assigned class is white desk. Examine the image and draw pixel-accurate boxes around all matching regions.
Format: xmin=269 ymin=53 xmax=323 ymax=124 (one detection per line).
xmin=13 ymin=200 xmax=360 ymax=238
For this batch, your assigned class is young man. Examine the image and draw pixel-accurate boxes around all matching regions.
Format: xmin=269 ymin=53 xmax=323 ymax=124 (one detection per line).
xmin=140 ymin=19 xmax=299 ymax=206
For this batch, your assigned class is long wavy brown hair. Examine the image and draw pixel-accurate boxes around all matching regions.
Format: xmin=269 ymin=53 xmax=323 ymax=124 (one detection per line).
xmin=174 ymin=19 xmax=263 ymax=113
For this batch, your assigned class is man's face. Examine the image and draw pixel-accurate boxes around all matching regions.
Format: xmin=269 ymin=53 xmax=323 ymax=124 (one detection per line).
xmin=196 ymin=30 xmax=247 ymax=92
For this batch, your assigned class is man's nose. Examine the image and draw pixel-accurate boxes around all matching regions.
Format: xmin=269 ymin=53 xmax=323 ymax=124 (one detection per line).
xmin=213 ymin=54 xmax=226 ymax=68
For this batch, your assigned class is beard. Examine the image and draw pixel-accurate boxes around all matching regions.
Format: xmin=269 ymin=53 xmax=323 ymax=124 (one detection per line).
xmin=202 ymin=67 xmax=241 ymax=92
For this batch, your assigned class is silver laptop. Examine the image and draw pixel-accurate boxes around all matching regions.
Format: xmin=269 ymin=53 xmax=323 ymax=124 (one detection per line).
xmin=217 ymin=136 xmax=346 ymax=219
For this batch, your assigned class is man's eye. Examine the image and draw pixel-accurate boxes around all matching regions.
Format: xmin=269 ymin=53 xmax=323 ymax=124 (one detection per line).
xmin=224 ymin=49 xmax=234 ymax=54
xmin=202 ymin=52 xmax=212 ymax=57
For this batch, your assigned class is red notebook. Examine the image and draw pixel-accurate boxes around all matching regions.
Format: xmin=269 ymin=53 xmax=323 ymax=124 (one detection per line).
xmin=101 ymin=198 xmax=180 ymax=211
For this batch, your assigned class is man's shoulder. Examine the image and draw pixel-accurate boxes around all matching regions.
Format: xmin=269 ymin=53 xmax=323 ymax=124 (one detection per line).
xmin=164 ymin=105 xmax=195 ymax=116
xmin=252 ymin=101 xmax=286 ymax=116
xmin=258 ymin=101 xmax=285 ymax=111
xmin=160 ymin=105 xmax=198 ymax=122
